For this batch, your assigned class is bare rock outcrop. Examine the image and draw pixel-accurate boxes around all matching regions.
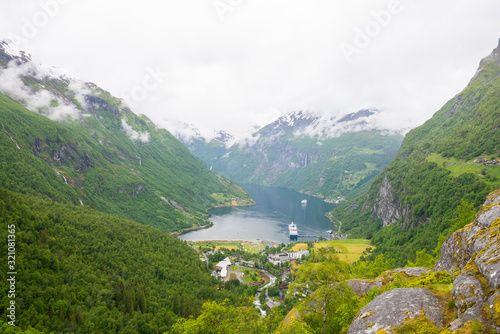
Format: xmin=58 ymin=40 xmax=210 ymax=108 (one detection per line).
xmin=347 ymin=279 xmax=383 ymax=295
xmin=347 ymin=288 xmax=443 ymax=334
xmin=373 ymin=176 xmax=410 ymax=227
xmin=434 ymin=189 xmax=500 ymax=329
xmin=388 ymin=267 xmax=429 ymax=277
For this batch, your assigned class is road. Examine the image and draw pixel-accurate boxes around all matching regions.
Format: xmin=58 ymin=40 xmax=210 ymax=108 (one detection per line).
xmin=253 ymin=269 xmax=277 ymax=317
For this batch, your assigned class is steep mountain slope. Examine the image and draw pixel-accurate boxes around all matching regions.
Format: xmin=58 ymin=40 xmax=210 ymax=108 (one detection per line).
xmin=332 ymin=40 xmax=500 ymax=264
xmin=186 ymin=109 xmax=403 ymax=202
xmin=0 ymin=41 xmax=252 ymax=233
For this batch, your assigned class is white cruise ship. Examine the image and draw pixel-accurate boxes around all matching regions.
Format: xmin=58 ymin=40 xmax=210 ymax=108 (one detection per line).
xmin=289 ymin=222 xmax=298 ymax=240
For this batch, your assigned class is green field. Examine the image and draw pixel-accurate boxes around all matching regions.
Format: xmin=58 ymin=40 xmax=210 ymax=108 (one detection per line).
xmin=193 ymin=241 xmax=241 ymax=251
xmin=426 ymin=153 xmax=499 ymax=184
xmin=291 ymin=239 xmax=372 ymax=263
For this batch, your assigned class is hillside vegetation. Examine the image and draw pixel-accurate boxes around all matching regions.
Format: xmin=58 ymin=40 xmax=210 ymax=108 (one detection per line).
xmin=0 ymin=46 xmax=253 ymax=233
xmin=331 ymin=41 xmax=500 ymax=265
xmin=291 ymin=239 xmax=373 ymax=263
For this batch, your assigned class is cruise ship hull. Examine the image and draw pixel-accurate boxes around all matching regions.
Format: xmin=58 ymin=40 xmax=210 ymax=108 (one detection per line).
xmin=289 ymin=222 xmax=298 ymax=240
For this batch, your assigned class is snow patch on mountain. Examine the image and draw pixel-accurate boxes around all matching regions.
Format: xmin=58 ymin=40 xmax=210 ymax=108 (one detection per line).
xmin=169 ymin=107 xmax=410 ymax=149
xmin=259 ymin=109 xmax=408 ymax=139
xmin=0 ymin=39 xmax=98 ymax=121
xmin=165 ymin=118 xmax=260 ymax=147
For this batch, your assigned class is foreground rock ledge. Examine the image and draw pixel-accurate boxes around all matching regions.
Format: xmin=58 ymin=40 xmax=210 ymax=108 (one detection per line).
xmin=434 ymin=189 xmax=500 ymax=329
xmin=347 ymin=287 xmax=443 ymax=334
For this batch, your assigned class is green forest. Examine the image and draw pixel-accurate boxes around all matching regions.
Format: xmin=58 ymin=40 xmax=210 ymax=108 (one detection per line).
xmin=0 ymin=188 xmax=256 ymax=333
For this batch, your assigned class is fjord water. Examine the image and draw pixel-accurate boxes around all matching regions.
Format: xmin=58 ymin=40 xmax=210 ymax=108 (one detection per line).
xmin=179 ymin=184 xmax=337 ymax=243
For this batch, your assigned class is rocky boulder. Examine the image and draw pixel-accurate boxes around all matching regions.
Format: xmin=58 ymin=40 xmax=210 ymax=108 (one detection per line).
xmin=388 ymin=267 xmax=429 ymax=277
xmin=347 ymin=288 xmax=443 ymax=334
xmin=347 ymin=268 xmax=429 ymax=296
xmin=453 ymin=272 xmax=486 ymax=322
xmin=434 ymin=189 xmax=500 ymax=329
xmin=347 ymin=279 xmax=383 ymax=295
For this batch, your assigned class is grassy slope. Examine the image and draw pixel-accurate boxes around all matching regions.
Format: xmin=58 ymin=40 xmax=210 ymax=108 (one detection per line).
xmin=291 ymin=239 xmax=372 ymax=263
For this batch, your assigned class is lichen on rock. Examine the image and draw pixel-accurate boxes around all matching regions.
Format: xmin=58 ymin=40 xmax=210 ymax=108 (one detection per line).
xmin=433 ymin=189 xmax=500 ymax=329
xmin=346 ymin=288 xmax=443 ymax=334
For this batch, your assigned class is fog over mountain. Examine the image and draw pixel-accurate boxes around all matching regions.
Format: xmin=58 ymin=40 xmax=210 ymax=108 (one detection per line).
xmin=1 ymin=1 xmax=499 ymax=139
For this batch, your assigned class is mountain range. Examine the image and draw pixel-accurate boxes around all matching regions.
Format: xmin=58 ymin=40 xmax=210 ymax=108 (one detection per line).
xmin=0 ymin=37 xmax=499 ymax=334
xmin=183 ymin=109 xmax=404 ymax=202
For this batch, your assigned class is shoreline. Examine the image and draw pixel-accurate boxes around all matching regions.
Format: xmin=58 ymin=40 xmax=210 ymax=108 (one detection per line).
xmin=171 ymin=222 xmax=214 ymax=237
xmin=209 ymin=199 xmax=255 ymax=210
xmin=173 ymin=201 xmax=256 ymax=238
xmin=181 ymin=239 xmax=280 ymax=248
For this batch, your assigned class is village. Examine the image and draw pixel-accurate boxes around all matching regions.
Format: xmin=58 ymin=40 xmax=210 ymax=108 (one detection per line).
xmin=186 ymin=237 xmax=373 ymax=318
xmin=188 ymin=241 xmax=311 ymax=313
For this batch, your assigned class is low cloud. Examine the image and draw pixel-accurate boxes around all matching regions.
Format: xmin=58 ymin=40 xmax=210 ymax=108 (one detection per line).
xmin=121 ymin=118 xmax=150 ymax=143
xmin=0 ymin=60 xmax=82 ymax=121
xmin=286 ymin=109 xmax=412 ymax=139
xmin=68 ymin=80 xmax=91 ymax=110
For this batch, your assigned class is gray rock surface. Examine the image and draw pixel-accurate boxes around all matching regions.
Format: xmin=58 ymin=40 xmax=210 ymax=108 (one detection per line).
xmin=477 ymin=204 xmax=500 ymax=228
xmin=488 ymin=291 xmax=500 ymax=333
xmin=347 ymin=288 xmax=443 ymax=334
xmin=434 ymin=191 xmax=500 ymax=275
xmin=389 ymin=267 xmax=429 ymax=277
xmin=347 ymin=279 xmax=383 ymax=295
xmin=453 ymin=273 xmax=485 ymax=322
xmin=447 ymin=318 xmax=464 ymax=332
xmin=373 ymin=176 xmax=410 ymax=228
xmin=433 ymin=190 xmax=500 ymax=329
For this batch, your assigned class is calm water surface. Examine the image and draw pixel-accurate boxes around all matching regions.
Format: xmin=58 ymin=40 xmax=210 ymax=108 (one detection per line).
xmin=178 ymin=184 xmax=337 ymax=244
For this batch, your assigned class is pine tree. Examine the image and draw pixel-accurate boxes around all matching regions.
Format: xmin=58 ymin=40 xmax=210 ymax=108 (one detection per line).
xmin=137 ymin=286 xmax=147 ymax=313
xmin=76 ymin=307 xmax=84 ymax=326
xmin=123 ymin=284 xmax=135 ymax=314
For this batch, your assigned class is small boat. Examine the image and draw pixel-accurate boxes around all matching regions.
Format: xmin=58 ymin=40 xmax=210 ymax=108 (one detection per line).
xmin=301 ymin=199 xmax=307 ymax=205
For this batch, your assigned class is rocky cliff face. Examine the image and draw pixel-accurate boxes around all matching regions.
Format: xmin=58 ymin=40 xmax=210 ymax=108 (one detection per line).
xmin=372 ymin=175 xmax=410 ymax=227
xmin=434 ymin=189 xmax=500 ymax=331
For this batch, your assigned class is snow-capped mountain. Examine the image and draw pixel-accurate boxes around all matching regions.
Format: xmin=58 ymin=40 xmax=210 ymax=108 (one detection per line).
xmin=259 ymin=108 xmax=405 ymax=139
xmin=185 ymin=108 xmax=405 ymax=202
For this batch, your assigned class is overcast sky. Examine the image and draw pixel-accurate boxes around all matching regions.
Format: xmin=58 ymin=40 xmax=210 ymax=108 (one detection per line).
xmin=1 ymin=0 xmax=499 ymax=139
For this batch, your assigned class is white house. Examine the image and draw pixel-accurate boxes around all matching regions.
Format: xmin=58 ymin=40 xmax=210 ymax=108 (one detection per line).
xmin=215 ymin=257 xmax=232 ymax=279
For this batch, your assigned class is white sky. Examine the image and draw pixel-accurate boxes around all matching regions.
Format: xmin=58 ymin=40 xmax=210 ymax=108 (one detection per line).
xmin=1 ymin=0 xmax=499 ymax=139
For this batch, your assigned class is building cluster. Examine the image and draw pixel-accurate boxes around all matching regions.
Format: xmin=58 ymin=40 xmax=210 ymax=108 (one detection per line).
xmin=474 ymin=158 xmax=499 ymax=165
xmin=267 ymin=249 xmax=310 ymax=265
